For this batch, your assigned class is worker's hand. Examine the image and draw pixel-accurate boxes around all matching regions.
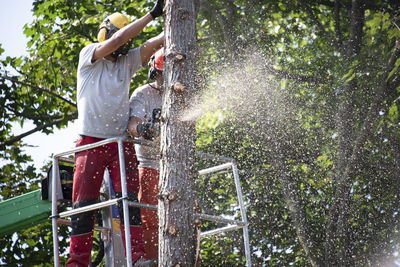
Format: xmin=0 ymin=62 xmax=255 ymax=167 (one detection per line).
xmin=137 ymin=123 xmax=160 ymax=140
xmin=150 ymin=0 xmax=164 ymax=19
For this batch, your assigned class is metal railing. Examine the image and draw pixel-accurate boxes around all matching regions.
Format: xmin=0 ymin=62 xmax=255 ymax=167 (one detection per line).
xmin=50 ymin=137 xmax=251 ymax=267
xmin=195 ymin=151 xmax=251 ymax=266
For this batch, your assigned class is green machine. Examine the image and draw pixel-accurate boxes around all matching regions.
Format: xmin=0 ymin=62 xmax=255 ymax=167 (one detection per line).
xmin=0 ymin=190 xmax=51 ymax=235
xmin=0 ymin=164 xmax=73 ymax=235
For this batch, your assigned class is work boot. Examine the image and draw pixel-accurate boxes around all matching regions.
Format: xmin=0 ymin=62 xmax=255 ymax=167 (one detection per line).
xmin=133 ymin=258 xmax=157 ymax=267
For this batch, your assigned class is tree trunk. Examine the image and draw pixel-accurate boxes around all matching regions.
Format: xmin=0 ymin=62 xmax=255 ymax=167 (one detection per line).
xmin=158 ymin=0 xmax=199 ymax=266
xmin=326 ymin=1 xmax=366 ymax=265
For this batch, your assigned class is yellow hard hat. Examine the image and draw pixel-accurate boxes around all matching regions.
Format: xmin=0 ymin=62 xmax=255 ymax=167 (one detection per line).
xmin=97 ymin=12 xmax=129 ymax=42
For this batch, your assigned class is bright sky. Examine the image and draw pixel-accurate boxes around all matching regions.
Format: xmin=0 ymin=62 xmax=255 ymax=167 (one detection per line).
xmin=0 ymin=0 xmax=78 ymax=170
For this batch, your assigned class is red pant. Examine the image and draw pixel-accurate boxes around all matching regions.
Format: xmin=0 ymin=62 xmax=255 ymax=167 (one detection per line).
xmin=138 ymin=167 xmax=160 ymax=259
xmin=71 ymin=136 xmax=139 ymax=201
xmin=67 ymin=136 xmax=144 ymax=266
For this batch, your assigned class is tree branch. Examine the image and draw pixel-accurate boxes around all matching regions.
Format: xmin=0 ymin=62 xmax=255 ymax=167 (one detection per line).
xmin=200 ymin=0 xmax=236 ymax=53
xmin=388 ymin=130 xmax=400 ymax=180
xmin=325 ymin=2 xmax=368 ymax=263
xmin=4 ymin=105 xmax=71 ymax=121
xmin=0 ymin=74 xmax=77 ymax=107
xmin=68 ymin=10 xmax=96 ymax=41
xmin=297 ymin=1 xmax=344 ymax=53
xmin=260 ymin=65 xmax=327 ymax=85
xmin=0 ymin=112 xmax=77 ymax=148
xmin=344 ymin=42 xmax=400 ymax=177
xmin=329 ymin=37 xmax=400 ymax=265
xmin=346 ymin=0 xmax=365 ymax=56
xmin=334 ymin=0 xmax=343 ymax=44
xmin=49 ymin=44 xmax=59 ymax=93
xmin=270 ymin=138 xmax=322 ymax=266
xmin=309 ymin=0 xmax=399 ymax=11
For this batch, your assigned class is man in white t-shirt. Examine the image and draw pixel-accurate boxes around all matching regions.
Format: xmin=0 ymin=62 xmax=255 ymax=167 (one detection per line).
xmin=127 ymin=48 xmax=164 ymax=260
xmin=68 ymin=2 xmax=164 ymax=266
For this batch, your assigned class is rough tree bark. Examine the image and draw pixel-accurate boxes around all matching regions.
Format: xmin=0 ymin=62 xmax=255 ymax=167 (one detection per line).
xmin=158 ymin=0 xmax=199 ymax=266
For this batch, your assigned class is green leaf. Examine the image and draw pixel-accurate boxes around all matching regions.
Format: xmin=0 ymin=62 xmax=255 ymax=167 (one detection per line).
xmin=387 ymin=57 xmax=400 ymax=81
xmin=388 ymin=103 xmax=398 ymax=122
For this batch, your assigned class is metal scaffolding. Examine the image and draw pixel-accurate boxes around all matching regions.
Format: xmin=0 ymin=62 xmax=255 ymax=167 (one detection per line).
xmin=50 ymin=137 xmax=251 ymax=267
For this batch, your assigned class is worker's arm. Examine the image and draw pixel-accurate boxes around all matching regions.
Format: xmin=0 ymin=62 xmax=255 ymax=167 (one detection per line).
xmin=128 ymin=115 xmax=160 ymax=140
xmin=140 ymin=32 xmax=164 ymax=66
xmin=128 ymin=116 xmax=143 ymax=138
xmin=92 ymin=13 xmax=154 ymax=62
xmin=92 ymin=0 xmax=164 ymax=62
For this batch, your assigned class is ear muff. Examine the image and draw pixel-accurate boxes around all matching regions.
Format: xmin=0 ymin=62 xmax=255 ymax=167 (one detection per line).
xmin=97 ymin=19 xmax=119 ymax=43
xmin=148 ymin=55 xmax=157 ymax=80
xmin=97 ymin=28 xmax=108 ymax=43
xmin=97 ymin=12 xmax=129 ymax=43
xmin=148 ymin=48 xmax=164 ymax=80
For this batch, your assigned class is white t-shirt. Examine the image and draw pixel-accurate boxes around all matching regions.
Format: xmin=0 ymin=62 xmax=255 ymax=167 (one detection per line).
xmin=129 ymin=84 xmax=162 ymax=170
xmin=76 ymin=43 xmax=143 ymax=138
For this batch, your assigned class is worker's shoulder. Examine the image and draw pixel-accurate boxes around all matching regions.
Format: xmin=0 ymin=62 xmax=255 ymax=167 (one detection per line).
xmin=130 ymin=83 xmax=152 ymax=99
xmin=133 ymin=83 xmax=153 ymax=94
xmin=80 ymin=42 xmax=98 ymax=54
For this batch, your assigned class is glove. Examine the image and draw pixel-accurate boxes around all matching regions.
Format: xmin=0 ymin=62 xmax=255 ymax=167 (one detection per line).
xmin=150 ymin=0 xmax=164 ymax=19
xmin=137 ymin=123 xmax=160 ymax=140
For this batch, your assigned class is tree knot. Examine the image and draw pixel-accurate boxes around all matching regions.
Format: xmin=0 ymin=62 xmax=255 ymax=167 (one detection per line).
xmin=168 ymin=224 xmax=178 ymax=235
xmin=173 ymin=81 xmax=186 ymax=93
xmin=168 ymin=189 xmax=178 ymax=201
